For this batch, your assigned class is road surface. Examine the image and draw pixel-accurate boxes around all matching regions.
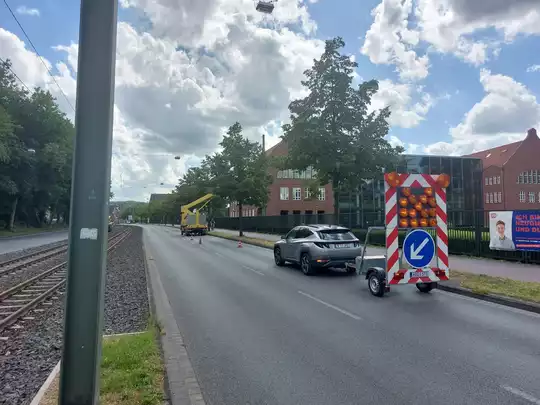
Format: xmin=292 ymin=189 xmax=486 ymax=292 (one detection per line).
xmin=144 ymin=225 xmax=540 ymax=405
xmin=0 ymin=230 xmax=68 ymax=255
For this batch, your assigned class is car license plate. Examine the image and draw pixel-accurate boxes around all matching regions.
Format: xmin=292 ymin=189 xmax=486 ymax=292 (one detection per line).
xmin=334 ymin=244 xmax=350 ymax=248
xmin=410 ymin=271 xmax=429 ymax=277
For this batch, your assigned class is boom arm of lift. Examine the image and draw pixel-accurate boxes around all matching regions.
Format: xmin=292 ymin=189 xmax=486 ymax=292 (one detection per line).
xmin=180 ymin=193 xmax=214 ymax=224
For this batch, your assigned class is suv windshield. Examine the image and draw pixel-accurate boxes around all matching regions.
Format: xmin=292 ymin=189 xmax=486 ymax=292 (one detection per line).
xmin=317 ymin=229 xmax=356 ymax=241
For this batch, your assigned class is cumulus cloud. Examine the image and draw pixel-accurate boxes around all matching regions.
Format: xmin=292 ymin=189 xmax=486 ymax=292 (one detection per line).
xmin=16 ymin=6 xmax=40 ymax=16
xmin=362 ymin=0 xmax=540 ymax=79
xmin=0 ymin=1 xmax=326 ymax=201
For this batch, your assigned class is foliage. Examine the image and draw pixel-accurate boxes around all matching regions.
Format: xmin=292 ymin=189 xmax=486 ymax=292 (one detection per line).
xmin=0 ymin=59 xmax=75 ymax=230
xmin=281 ymin=37 xmax=403 ymax=219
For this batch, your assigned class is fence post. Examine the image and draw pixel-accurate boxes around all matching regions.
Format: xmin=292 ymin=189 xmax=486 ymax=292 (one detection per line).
xmin=474 ymin=209 xmax=482 ymax=256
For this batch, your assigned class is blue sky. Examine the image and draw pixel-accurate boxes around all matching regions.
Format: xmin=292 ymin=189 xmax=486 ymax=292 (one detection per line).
xmin=2 ymin=0 xmax=540 ymax=199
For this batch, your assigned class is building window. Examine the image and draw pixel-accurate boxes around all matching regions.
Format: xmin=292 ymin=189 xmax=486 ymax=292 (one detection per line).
xmin=497 ymin=192 xmax=502 ymax=203
xmin=280 ymin=187 xmax=289 ymax=200
xmin=304 ymin=187 xmax=311 ymax=199
xmin=518 ymin=173 xmax=524 ymax=184
xmin=519 ymin=191 xmax=525 ymax=203
xmin=485 ymin=193 xmax=489 ymax=204
xmin=488 ymin=177 xmax=493 ymax=185
xmin=534 ymin=170 xmax=539 ymax=184
xmin=497 ymin=176 xmax=501 ymax=184
xmin=529 ymin=192 xmax=536 ymax=203
xmin=318 ymin=187 xmax=326 ymax=201
xmin=485 ymin=177 xmax=488 ymax=186
xmin=292 ymin=187 xmax=301 ymax=200
xmin=489 ymin=193 xmax=493 ymax=204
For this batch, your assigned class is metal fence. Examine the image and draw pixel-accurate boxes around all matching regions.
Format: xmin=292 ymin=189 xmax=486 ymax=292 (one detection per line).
xmin=214 ymin=210 xmax=540 ymax=265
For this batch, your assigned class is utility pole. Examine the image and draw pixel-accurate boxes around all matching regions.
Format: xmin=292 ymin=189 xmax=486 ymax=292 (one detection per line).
xmin=58 ymin=0 xmax=118 ymax=403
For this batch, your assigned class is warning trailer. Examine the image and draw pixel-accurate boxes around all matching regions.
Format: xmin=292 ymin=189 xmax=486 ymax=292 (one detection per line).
xmin=355 ymin=172 xmax=450 ymax=297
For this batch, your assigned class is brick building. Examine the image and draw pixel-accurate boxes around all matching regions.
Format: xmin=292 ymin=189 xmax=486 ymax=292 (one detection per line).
xmin=465 ymin=128 xmax=540 ymax=210
xmin=228 ymin=140 xmax=334 ymax=217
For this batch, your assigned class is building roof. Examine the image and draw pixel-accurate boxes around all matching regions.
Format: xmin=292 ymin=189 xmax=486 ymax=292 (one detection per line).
xmin=464 ymin=128 xmax=538 ymax=168
xmin=149 ymin=193 xmax=169 ymax=202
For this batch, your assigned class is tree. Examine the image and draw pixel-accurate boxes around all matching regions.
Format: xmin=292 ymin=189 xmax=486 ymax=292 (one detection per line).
xmin=282 ymin=37 xmax=403 ymax=222
xmin=207 ymin=122 xmax=272 ymax=236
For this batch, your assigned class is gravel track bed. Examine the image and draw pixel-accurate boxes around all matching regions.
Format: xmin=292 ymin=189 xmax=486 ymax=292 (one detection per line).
xmin=0 ymin=240 xmax=67 ymax=263
xmin=0 ymin=226 xmax=149 ymax=405
xmin=0 ymin=256 xmax=68 ymax=293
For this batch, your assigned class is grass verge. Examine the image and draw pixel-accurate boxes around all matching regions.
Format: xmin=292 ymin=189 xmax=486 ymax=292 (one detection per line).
xmin=209 ymin=231 xmax=274 ymax=249
xmin=39 ymin=330 xmax=164 ymax=405
xmin=451 ymin=271 xmax=540 ymax=304
xmin=209 ymin=231 xmax=540 ymax=305
xmin=0 ymin=225 xmax=67 ymax=238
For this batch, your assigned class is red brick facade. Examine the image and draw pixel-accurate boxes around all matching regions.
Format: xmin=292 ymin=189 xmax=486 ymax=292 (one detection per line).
xmin=465 ymin=128 xmax=540 ymax=211
xmin=228 ymin=141 xmax=334 ymax=217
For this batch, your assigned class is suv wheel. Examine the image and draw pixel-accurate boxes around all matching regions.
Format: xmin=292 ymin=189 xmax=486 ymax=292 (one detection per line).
xmin=274 ymin=247 xmax=285 ymax=266
xmin=301 ymin=253 xmax=314 ymax=276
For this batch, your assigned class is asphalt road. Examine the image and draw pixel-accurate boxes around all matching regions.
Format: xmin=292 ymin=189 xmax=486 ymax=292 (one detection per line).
xmin=144 ymin=225 xmax=540 ymax=405
xmin=0 ymin=230 xmax=68 ymax=255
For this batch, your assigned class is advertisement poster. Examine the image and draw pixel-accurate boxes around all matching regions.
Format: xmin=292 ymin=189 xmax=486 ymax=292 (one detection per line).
xmin=489 ymin=211 xmax=540 ymax=251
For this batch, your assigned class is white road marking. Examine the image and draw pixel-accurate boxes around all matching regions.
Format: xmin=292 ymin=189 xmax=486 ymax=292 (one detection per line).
xmin=501 ymin=385 xmax=540 ymax=404
xmin=214 ymin=252 xmax=225 ymax=258
xmin=298 ymin=291 xmax=362 ymax=321
xmin=242 ymin=265 xmax=264 ymax=276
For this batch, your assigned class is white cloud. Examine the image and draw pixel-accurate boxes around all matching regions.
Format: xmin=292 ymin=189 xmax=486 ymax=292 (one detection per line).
xmin=363 ymin=0 xmax=540 ymax=80
xmin=0 ymin=0 xmax=325 ymax=201
xmin=16 ymin=6 xmax=40 ymax=16
xmin=527 ymin=64 xmax=540 ymax=73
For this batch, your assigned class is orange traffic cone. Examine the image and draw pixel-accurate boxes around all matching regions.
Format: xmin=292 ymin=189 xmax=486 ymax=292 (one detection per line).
xmin=237 ymin=240 xmax=243 ymax=248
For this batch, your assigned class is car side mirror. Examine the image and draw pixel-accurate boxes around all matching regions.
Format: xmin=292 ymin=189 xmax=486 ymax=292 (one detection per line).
xmin=281 ymin=235 xmax=287 ymax=240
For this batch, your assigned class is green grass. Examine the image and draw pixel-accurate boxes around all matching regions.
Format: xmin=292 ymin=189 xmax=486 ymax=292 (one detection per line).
xmin=0 ymin=224 xmax=67 ymax=237
xmin=451 ymin=271 xmax=540 ymax=304
xmin=100 ymin=331 xmax=165 ymax=405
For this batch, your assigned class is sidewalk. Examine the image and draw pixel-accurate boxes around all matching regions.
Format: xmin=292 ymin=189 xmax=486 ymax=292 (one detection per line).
xmin=214 ymin=228 xmax=540 ymax=283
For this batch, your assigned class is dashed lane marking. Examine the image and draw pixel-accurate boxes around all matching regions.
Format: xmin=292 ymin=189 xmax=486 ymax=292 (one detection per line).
xmin=501 ymin=385 xmax=540 ymax=404
xmin=242 ymin=265 xmax=264 ymax=276
xmin=298 ymin=290 xmax=362 ymax=321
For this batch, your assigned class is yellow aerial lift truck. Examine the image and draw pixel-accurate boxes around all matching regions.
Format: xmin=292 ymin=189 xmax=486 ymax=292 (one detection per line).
xmin=180 ymin=193 xmax=213 ymax=236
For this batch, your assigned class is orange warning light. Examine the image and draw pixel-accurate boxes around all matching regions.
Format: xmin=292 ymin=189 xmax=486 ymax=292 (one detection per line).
xmin=399 ymin=197 xmax=408 ymax=207
xmin=401 ymin=187 xmax=411 ymax=197
xmin=420 ymin=209 xmax=429 ymax=218
xmin=408 ymin=195 xmax=417 ymax=205
xmin=427 ymin=197 xmax=437 ymax=208
xmin=419 ymin=218 xmax=428 ymax=227
xmin=424 ymin=187 xmax=433 ymax=197
xmin=410 ymin=218 xmax=419 ymax=228
xmin=419 ymin=194 xmax=428 ymax=204
xmin=386 ymin=172 xmax=401 ymax=187
xmin=437 ymin=173 xmax=450 ymax=188
xmin=414 ymin=202 xmax=423 ymax=211
xmin=428 ymin=208 xmax=436 ymax=217
xmin=399 ymin=218 xmax=409 ymax=228
xmin=399 ymin=207 xmax=408 ymax=217
xmin=409 ymin=209 xmax=417 ymax=218
xmin=429 ymin=218 xmax=437 ymax=227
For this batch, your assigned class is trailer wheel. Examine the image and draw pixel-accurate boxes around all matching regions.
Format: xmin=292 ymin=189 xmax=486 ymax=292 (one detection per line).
xmin=416 ymin=282 xmax=436 ymax=293
xmin=368 ymin=272 xmax=385 ymax=297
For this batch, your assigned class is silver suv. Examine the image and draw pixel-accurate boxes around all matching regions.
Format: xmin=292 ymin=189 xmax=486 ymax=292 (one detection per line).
xmin=273 ymin=224 xmax=363 ymax=275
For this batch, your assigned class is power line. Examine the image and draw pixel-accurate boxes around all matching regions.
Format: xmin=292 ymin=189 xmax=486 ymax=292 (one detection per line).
xmin=2 ymin=0 xmax=76 ymax=112
xmin=0 ymin=56 xmax=32 ymax=93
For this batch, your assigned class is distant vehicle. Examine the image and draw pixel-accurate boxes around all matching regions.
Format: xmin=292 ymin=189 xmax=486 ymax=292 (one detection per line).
xmin=108 ymin=215 xmax=113 ymax=232
xmin=273 ymin=225 xmax=363 ymax=275
xmin=180 ymin=193 xmax=213 ymax=236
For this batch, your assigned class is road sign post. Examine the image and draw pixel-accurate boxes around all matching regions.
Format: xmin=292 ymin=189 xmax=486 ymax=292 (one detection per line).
xmin=58 ymin=0 xmax=118 ymax=404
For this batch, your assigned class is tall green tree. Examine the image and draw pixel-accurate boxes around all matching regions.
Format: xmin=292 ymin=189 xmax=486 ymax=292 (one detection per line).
xmin=208 ymin=122 xmax=272 ymax=236
xmin=282 ymin=37 xmax=403 ymax=222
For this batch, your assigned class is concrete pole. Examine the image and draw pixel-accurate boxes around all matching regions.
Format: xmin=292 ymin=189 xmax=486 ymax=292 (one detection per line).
xmin=58 ymin=0 xmax=118 ymax=403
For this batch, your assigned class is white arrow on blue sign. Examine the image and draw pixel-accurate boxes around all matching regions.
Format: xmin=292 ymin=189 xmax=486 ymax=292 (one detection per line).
xmin=403 ymin=229 xmax=435 ymax=268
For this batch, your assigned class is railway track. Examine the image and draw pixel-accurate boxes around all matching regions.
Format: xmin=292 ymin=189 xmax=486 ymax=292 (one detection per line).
xmin=0 ymin=229 xmax=131 ymax=331
xmin=0 ymin=242 xmax=69 ymax=278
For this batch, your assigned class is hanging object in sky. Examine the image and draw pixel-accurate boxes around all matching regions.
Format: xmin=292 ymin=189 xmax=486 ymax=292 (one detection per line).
xmin=255 ymin=0 xmax=276 ymax=14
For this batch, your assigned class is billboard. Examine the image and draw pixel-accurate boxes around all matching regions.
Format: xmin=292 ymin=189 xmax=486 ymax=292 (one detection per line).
xmin=489 ymin=211 xmax=540 ymax=251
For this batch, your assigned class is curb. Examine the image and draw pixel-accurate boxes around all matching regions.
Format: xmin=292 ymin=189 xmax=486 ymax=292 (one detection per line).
xmin=0 ymin=229 xmax=68 ymax=240
xmin=143 ymin=228 xmax=207 ymax=405
xmin=210 ymin=233 xmax=540 ymax=315
xmin=208 ymin=233 xmax=273 ymax=250
xmin=437 ymin=284 xmax=540 ymax=314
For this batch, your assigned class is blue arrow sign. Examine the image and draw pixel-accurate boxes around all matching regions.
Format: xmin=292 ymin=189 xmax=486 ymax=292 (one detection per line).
xmin=403 ymin=229 xmax=435 ymax=268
